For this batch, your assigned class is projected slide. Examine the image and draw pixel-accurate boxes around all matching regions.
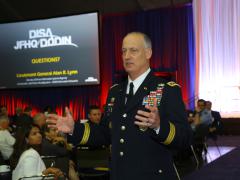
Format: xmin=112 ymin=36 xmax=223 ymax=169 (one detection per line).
xmin=0 ymin=12 xmax=100 ymax=89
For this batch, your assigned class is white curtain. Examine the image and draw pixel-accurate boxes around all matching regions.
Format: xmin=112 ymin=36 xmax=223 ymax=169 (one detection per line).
xmin=193 ymin=0 xmax=240 ymax=117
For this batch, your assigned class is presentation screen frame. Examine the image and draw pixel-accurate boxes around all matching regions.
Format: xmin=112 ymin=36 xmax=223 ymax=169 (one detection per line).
xmin=0 ymin=12 xmax=100 ymax=89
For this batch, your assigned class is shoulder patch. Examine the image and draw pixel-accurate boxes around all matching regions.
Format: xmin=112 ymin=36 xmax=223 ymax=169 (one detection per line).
xmin=110 ymin=84 xmax=119 ymax=89
xmin=167 ymin=81 xmax=180 ymax=87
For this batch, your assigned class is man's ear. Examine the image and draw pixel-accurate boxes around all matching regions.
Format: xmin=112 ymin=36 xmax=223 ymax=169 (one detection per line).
xmin=145 ymin=48 xmax=152 ymax=60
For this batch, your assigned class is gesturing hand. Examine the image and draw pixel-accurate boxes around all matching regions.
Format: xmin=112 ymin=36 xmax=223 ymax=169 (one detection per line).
xmin=47 ymin=107 xmax=75 ymax=134
xmin=134 ymin=99 xmax=160 ymax=129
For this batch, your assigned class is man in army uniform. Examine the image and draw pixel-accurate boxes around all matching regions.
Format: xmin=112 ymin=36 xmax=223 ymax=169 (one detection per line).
xmin=88 ymin=105 xmax=102 ymax=124
xmin=48 ymin=32 xmax=192 ymax=180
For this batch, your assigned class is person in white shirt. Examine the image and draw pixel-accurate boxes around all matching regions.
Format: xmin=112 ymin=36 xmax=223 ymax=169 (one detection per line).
xmin=0 ymin=115 xmax=15 ymax=160
xmin=11 ymin=124 xmax=63 ymax=180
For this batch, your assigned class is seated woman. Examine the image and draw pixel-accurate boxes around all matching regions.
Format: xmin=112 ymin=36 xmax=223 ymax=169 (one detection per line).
xmin=10 ymin=124 xmax=64 ymax=180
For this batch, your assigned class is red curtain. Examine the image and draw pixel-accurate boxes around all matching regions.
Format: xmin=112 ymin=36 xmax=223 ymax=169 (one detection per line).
xmin=0 ymin=5 xmax=195 ymax=119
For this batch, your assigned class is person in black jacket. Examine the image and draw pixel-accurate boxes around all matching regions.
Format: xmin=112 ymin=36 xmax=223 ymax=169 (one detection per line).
xmin=206 ymin=101 xmax=223 ymax=136
xmin=47 ymin=32 xmax=193 ymax=180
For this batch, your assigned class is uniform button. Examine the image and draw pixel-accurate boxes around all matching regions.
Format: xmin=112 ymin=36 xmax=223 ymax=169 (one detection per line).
xmin=158 ymin=169 xmax=163 ymax=173
xmin=120 ymin=138 xmax=124 ymax=143
xmin=121 ymin=126 xmax=126 ymax=131
xmin=122 ymin=113 xmax=127 ymax=118
xmin=120 ymin=152 xmax=124 ymax=156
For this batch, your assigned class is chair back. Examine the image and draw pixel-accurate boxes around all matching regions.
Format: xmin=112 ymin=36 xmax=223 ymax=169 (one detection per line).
xmin=194 ymin=124 xmax=209 ymax=141
xmin=76 ymin=146 xmax=110 ymax=169
xmin=0 ymin=165 xmax=11 ymax=180
xmin=76 ymin=146 xmax=110 ymax=179
xmin=41 ymin=156 xmax=69 ymax=176
xmin=18 ymin=174 xmax=55 ymax=180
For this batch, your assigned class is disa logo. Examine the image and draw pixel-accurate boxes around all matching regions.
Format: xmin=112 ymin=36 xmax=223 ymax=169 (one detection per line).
xmin=14 ymin=28 xmax=78 ymax=50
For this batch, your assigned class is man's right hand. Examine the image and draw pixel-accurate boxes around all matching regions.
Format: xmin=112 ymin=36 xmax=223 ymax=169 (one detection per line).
xmin=47 ymin=107 xmax=75 ymax=134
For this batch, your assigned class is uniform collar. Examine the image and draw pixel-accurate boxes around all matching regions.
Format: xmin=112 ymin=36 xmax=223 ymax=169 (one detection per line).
xmin=127 ymin=68 xmax=151 ymax=94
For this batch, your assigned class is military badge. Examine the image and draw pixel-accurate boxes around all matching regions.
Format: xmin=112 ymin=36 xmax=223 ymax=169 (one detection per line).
xmin=106 ymin=97 xmax=115 ymax=113
xmin=140 ymin=84 xmax=165 ymax=132
xmin=142 ymin=83 xmax=165 ymax=107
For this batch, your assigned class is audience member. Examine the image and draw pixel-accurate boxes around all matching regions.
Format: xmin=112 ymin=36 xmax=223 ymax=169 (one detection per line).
xmin=195 ymin=99 xmax=212 ymax=126
xmin=43 ymin=106 xmax=54 ymax=115
xmin=88 ymin=105 xmax=102 ymax=124
xmin=15 ymin=106 xmax=33 ymax=128
xmin=206 ymin=101 xmax=223 ymax=136
xmin=10 ymin=124 xmax=64 ymax=180
xmin=33 ymin=113 xmax=47 ymax=131
xmin=192 ymin=99 xmax=212 ymax=160
xmin=0 ymin=115 xmax=15 ymax=161
xmin=0 ymin=105 xmax=14 ymax=133
xmin=11 ymin=107 xmax=23 ymax=127
xmin=186 ymin=110 xmax=198 ymax=130
xmin=23 ymin=106 xmax=33 ymax=117
xmin=44 ymin=127 xmax=72 ymax=151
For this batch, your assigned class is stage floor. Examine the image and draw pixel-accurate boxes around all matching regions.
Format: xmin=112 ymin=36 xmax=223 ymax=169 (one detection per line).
xmin=206 ymin=135 xmax=240 ymax=163
xmin=206 ymin=146 xmax=235 ymax=163
xmin=182 ymin=135 xmax=240 ymax=180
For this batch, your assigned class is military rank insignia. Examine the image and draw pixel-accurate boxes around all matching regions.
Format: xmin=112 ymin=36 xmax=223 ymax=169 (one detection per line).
xmin=142 ymin=83 xmax=165 ymax=107
xmin=106 ymin=97 xmax=115 ymax=113
xmin=167 ymin=81 xmax=180 ymax=87
xmin=111 ymin=97 xmax=115 ymax=103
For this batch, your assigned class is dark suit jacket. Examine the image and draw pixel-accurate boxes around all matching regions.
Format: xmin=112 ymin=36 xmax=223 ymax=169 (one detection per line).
xmin=210 ymin=110 xmax=223 ymax=134
xmin=15 ymin=114 xmax=33 ymax=128
xmin=70 ymin=71 xmax=193 ymax=180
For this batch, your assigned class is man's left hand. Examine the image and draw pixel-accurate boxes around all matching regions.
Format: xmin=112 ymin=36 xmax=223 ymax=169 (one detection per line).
xmin=134 ymin=99 xmax=160 ymax=129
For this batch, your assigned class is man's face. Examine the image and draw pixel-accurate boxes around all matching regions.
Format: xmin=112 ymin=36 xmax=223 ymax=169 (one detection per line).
xmin=36 ymin=114 xmax=46 ymax=128
xmin=122 ymin=34 xmax=152 ymax=80
xmin=206 ymin=102 xmax=212 ymax=110
xmin=197 ymin=101 xmax=205 ymax=111
xmin=88 ymin=109 xmax=102 ymax=124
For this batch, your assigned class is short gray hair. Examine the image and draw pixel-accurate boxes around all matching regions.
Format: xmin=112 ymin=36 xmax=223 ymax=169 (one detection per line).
xmin=125 ymin=32 xmax=152 ymax=48
xmin=0 ymin=115 xmax=9 ymax=123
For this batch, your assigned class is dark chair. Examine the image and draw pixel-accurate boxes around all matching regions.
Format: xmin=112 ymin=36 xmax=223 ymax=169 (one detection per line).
xmin=76 ymin=146 xmax=110 ymax=180
xmin=208 ymin=120 xmax=224 ymax=156
xmin=173 ymin=144 xmax=200 ymax=179
xmin=193 ymin=124 xmax=210 ymax=162
xmin=173 ymin=162 xmax=181 ymax=180
xmin=41 ymin=156 xmax=69 ymax=177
